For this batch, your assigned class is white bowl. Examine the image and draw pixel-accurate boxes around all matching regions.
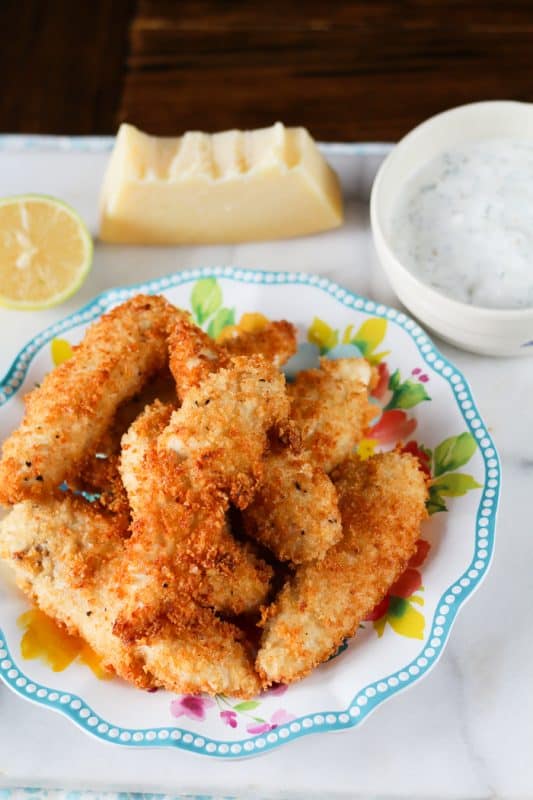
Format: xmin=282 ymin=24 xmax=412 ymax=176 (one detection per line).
xmin=370 ymin=101 xmax=533 ymax=357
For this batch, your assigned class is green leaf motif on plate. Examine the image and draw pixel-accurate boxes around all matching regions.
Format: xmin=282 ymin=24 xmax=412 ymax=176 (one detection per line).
xmin=426 ymin=485 xmax=448 ymax=515
xmin=432 ymin=473 xmax=482 ymax=497
xmin=433 ymin=432 xmax=478 ymax=476
xmin=191 ymin=278 xmax=222 ymax=325
xmin=233 ymin=700 xmax=261 ymax=712
xmin=385 ymin=369 xmax=431 ymax=410
xmin=207 ymin=307 xmax=235 ymax=339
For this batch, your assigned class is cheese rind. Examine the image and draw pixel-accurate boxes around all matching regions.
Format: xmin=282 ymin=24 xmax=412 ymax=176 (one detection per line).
xmin=99 ymin=123 xmax=343 ymax=244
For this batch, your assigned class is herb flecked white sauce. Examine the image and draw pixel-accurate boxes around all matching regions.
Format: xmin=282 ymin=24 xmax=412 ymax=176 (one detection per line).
xmin=390 ymin=139 xmax=533 ymax=310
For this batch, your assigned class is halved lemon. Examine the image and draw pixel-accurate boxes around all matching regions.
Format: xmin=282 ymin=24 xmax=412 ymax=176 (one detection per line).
xmin=0 ymin=194 xmax=93 ymax=310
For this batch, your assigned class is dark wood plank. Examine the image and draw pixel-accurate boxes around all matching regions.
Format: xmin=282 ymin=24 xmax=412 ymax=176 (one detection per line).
xmin=2 ymin=0 xmax=533 ymax=140
xmin=121 ymin=0 xmax=533 ymax=140
xmin=0 ymin=0 xmax=136 ymax=135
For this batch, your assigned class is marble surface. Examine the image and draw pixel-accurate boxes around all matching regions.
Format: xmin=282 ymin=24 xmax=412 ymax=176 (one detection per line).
xmin=0 ymin=141 xmax=531 ymax=800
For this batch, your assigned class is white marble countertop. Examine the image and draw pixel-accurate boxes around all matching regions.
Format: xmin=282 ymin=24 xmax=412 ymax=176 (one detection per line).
xmin=0 ymin=139 xmax=531 ymax=800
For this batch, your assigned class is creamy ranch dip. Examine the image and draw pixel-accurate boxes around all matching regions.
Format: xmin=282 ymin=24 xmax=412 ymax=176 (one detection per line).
xmin=389 ymin=138 xmax=533 ymax=310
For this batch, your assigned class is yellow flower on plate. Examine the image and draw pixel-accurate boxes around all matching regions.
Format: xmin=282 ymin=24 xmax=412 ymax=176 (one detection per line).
xmin=51 ymin=338 xmax=73 ymax=366
xmin=307 ymin=317 xmax=338 ymax=353
xmin=357 ymin=438 xmax=378 ymax=460
xmin=217 ymin=312 xmax=269 ymax=342
xmin=374 ymin=595 xmax=425 ymax=640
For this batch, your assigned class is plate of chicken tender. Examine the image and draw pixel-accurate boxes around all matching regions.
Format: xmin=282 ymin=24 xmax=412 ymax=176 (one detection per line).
xmin=0 ymin=268 xmax=498 ymax=758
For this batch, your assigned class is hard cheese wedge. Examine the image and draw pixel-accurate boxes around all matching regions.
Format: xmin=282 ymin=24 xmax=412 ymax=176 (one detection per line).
xmin=99 ymin=123 xmax=343 ymax=244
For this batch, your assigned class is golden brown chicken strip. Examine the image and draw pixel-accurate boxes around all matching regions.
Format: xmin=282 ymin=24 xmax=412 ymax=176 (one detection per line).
xmin=222 ymin=320 xmax=297 ymax=368
xmin=70 ymin=368 xmax=177 ymax=518
xmin=161 ymin=354 xmax=290 ymax=508
xmin=168 ymin=318 xmax=339 ymax=563
xmin=288 ymin=357 xmax=374 ymax=473
xmin=242 ymin=358 xmax=374 ymax=563
xmin=0 ymin=295 xmax=181 ymax=504
xmin=0 ymin=496 xmax=260 ymax=697
xmin=242 ymin=451 xmax=342 ymax=563
xmin=256 ymin=451 xmax=428 ymax=686
xmin=168 ymin=318 xmax=229 ymax=401
xmin=168 ymin=316 xmax=296 ymax=401
xmin=115 ymin=356 xmax=289 ymax=641
xmin=119 ymin=400 xmax=272 ymax=624
xmin=167 ymin=319 xmax=373 ymax=565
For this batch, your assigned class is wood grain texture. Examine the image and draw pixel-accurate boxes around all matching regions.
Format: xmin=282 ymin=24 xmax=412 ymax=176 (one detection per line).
xmin=2 ymin=0 xmax=533 ymax=139
xmin=0 ymin=0 xmax=135 ymax=135
xmin=121 ymin=0 xmax=533 ymax=140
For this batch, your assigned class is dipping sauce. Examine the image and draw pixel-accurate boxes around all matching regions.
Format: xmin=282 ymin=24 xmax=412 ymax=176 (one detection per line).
xmin=390 ymin=138 xmax=533 ymax=309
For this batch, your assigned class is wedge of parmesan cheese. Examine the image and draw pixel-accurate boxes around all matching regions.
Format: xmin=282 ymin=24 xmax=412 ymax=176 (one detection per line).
xmin=99 ymin=123 xmax=343 ymax=244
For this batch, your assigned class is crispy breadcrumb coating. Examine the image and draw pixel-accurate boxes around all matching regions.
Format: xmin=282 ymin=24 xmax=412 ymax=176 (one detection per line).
xmin=288 ymin=357 xmax=374 ymax=473
xmin=168 ymin=318 xmax=228 ymax=401
xmin=0 ymin=497 xmax=260 ymax=697
xmin=241 ymin=358 xmax=374 ymax=563
xmin=256 ymin=451 xmax=428 ymax=685
xmin=118 ymin=400 xmax=272 ymax=627
xmin=115 ymin=356 xmax=288 ymax=641
xmin=242 ymin=451 xmax=342 ymax=563
xmin=168 ymin=319 xmax=372 ymax=565
xmin=161 ymin=355 xmax=290 ymax=508
xmin=168 ymin=317 xmax=297 ymax=401
xmin=222 ymin=321 xmax=297 ymax=367
xmin=0 ymin=295 xmax=181 ymax=504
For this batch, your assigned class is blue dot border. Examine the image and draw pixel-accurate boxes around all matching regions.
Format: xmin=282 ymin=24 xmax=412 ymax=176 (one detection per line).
xmin=0 ymin=266 xmax=500 ymax=759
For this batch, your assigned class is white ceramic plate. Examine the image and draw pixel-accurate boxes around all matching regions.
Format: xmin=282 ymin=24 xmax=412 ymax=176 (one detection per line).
xmin=0 ymin=267 xmax=500 ymax=759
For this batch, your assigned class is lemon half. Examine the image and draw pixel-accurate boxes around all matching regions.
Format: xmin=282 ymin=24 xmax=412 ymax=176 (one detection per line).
xmin=0 ymin=194 xmax=93 ymax=310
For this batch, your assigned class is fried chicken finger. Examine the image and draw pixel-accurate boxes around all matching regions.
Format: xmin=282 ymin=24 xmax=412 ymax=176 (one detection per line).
xmin=0 ymin=497 xmax=260 ymax=698
xmin=0 ymin=295 xmax=181 ymax=504
xmin=288 ymin=357 xmax=374 ymax=472
xmin=119 ymin=400 xmax=273 ymax=624
xmin=256 ymin=451 xmax=428 ymax=685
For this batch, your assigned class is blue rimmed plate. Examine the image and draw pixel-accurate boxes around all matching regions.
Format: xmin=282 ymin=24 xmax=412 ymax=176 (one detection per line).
xmin=0 ymin=267 xmax=500 ymax=758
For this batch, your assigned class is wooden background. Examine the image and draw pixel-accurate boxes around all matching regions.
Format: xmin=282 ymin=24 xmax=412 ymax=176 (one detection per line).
xmin=2 ymin=0 xmax=533 ymax=141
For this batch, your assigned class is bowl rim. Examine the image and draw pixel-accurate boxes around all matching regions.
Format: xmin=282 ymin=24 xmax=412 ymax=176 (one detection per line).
xmin=370 ymin=100 xmax=533 ymax=322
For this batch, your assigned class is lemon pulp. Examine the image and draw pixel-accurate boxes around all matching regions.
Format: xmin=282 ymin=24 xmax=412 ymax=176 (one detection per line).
xmin=0 ymin=194 xmax=93 ymax=310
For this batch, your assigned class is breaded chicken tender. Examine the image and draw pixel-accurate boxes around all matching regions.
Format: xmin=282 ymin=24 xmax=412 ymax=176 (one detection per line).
xmin=222 ymin=320 xmax=297 ymax=368
xmin=168 ymin=317 xmax=296 ymax=401
xmin=167 ymin=318 xmax=342 ymax=564
xmin=288 ymin=357 xmax=374 ymax=473
xmin=168 ymin=318 xmax=229 ymax=401
xmin=256 ymin=451 xmax=428 ymax=685
xmin=242 ymin=451 xmax=342 ymax=563
xmin=0 ymin=295 xmax=181 ymax=504
xmin=119 ymin=401 xmax=272 ymax=626
xmin=161 ymin=355 xmax=290 ymax=508
xmin=0 ymin=497 xmax=260 ymax=697
xmin=71 ymin=453 xmax=131 ymax=523
xmin=242 ymin=358 xmax=374 ymax=563
xmin=71 ymin=368 xmax=178 ymax=517
xmin=115 ymin=357 xmax=288 ymax=641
